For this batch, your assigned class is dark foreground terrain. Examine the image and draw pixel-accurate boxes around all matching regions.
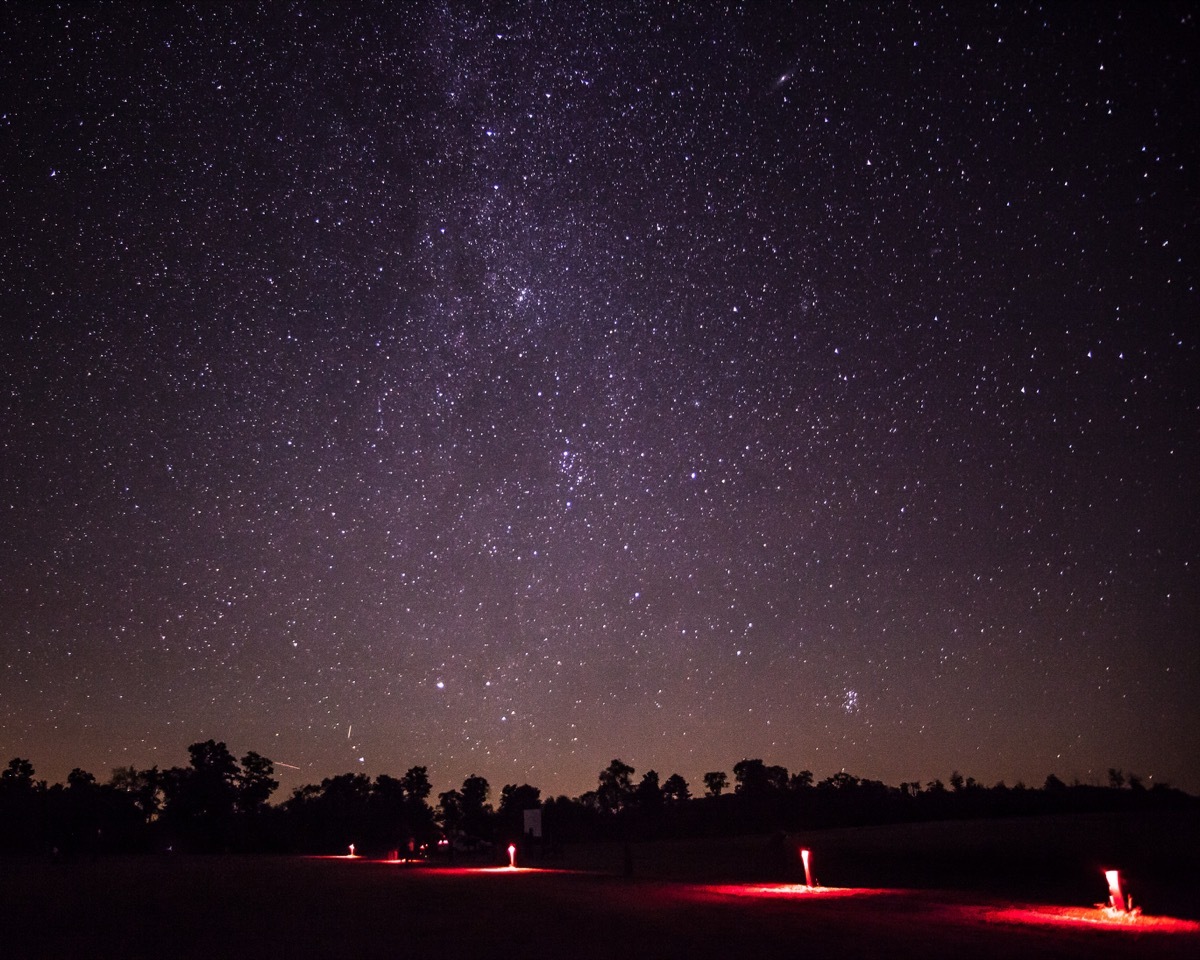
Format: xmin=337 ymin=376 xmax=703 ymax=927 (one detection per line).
xmin=3 ymin=812 xmax=1198 ymax=959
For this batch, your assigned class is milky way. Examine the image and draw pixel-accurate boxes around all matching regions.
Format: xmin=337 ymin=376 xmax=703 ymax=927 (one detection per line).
xmin=2 ymin=2 xmax=1196 ymax=798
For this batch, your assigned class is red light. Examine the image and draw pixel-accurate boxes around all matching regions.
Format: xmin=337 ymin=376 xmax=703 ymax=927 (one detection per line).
xmin=507 ymin=843 xmax=517 ymax=869
xmin=1103 ymin=869 xmax=1131 ymax=914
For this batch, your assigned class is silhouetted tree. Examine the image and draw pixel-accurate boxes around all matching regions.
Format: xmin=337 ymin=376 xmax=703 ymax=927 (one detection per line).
xmin=543 ymin=793 xmax=602 ymax=843
xmin=401 ymin=766 xmax=432 ymax=804
xmin=819 ymin=771 xmax=860 ymax=792
xmin=7 ymin=743 xmax=1198 ymax=856
xmin=0 ymin=758 xmax=44 ymax=853
xmin=324 ymin=771 xmax=371 ymax=804
xmin=236 ymin=752 xmax=278 ymax=815
xmin=498 ymin=783 xmax=541 ymax=840
xmin=661 ymin=773 xmax=690 ymax=804
xmin=2 ymin=757 xmax=35 ymax=787
xmin=438 ymin=788 xmax=464 ymax=834
xmin=62 ymin=768 xmax=147 ymax=853
xmin=372 ymin=773 xmax=405 ymax=809
xmin=498 ymin=783 xmax=541 ymax=818
xmin=703 ymin=771 xmax=728 ymax=797
xmin=577 ymin=790 xmax=601 ymax=812
xmin=733 ymin=759 xmax=770 ymax=797
xmin=459 ymin=774 xmax=493 ymax=838
xmin=54 ymin=768 xmax=107 ymax=856
xmin=633 ymin=770 xmax=663 ymax=811
xmin=160 ymin=740 xmax=241 ymax=851
xmin=109 ymin=765 xmax=162 ymax=824
xmin=371 ymin=773 xmax=425 ymax=854
xmin=597 ymin=759 xmax=635 ymax=814
xmin=290 ymin=772 xmax=372 ymax=852
xmin=67 ymin=768 xmax=96 ymax=789
xmin=790 ymin=770 xmax=814 ymax=791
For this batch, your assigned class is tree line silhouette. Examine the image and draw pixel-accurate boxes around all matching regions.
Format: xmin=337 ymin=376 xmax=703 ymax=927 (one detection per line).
xmin=1 ymin=745 xmax=1193 ymax=858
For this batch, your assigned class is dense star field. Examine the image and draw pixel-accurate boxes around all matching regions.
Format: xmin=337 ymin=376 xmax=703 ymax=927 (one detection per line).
xmin=2 ymin=2 xmax=1196 ymax=799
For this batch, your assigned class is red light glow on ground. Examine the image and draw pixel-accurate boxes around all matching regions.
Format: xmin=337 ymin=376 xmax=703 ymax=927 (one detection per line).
xmin=424 ymin=866 xmax=548 ymax=876
xmin=701 ymin=884 xmax=892 ymax=900
xmin=985 ymin=906 xmax=1200 ymax=934
xmin=304 ymin=856 xmax=551 ymax=873
xmin=301 ymin=853 xmax=1199 ymax=939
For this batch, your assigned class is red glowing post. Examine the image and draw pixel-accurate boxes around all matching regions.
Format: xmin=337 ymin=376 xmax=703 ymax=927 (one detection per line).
xmin=507 ymin=843 xmax=517 ymax=869
xmin=1105 ymin=869 xmax=1129 ymax=913
xmin=348 ymin=843 xmax=356 ymax=858
xmin=800 ymin=848 xmax=813 ymax=888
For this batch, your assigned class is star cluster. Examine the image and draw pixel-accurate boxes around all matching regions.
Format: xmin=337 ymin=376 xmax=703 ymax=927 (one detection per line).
xmin=1 ymin=2 xmax=1196 ymax=797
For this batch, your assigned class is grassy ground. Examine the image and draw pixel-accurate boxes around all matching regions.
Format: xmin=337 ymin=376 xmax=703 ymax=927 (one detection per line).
xmin=542 ymin=809 xmax=1200 ymax=916
xmin=2 ymin=811 xmax=1197 ymax=959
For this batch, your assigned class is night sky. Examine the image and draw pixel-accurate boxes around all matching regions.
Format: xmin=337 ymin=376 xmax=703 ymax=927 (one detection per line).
xmin=2 ymin=2 xmax=1197 ymax=800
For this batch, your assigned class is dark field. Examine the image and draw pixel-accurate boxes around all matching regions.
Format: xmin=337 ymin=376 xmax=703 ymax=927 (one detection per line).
xmin=3 ymin=812 xmax=1198 ymax=959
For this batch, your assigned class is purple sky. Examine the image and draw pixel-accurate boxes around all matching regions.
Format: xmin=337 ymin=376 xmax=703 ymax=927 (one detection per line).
xmin=2 ymin=2 xmax=1196 ymax=799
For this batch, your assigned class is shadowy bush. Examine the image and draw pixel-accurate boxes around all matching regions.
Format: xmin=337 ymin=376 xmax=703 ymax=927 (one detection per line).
xmin=3 ymin=749 xmax=1195 ymax=857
